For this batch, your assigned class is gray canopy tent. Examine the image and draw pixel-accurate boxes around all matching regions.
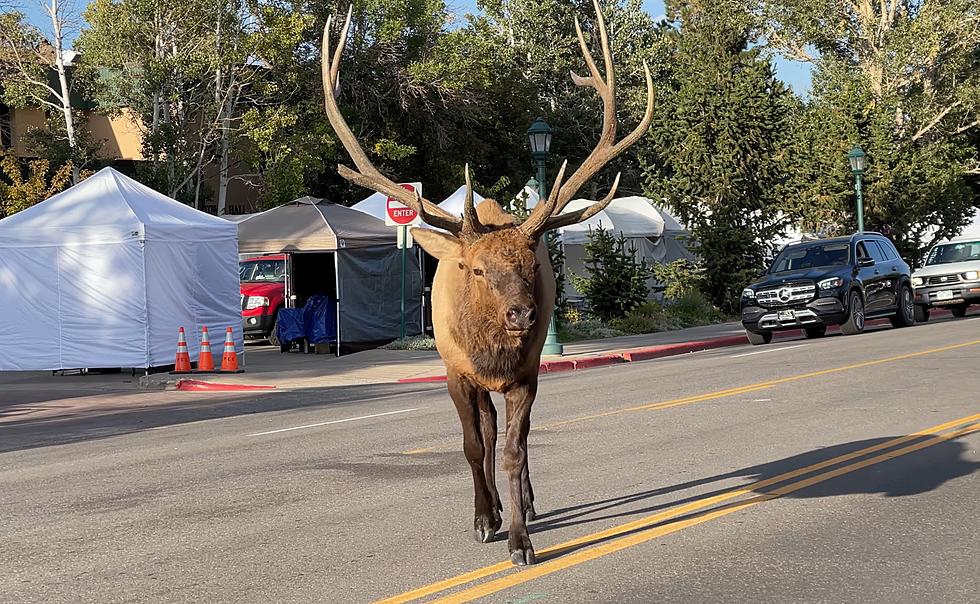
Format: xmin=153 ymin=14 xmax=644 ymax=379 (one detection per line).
xmin=237 ymin=197 xmax=422 ymax=351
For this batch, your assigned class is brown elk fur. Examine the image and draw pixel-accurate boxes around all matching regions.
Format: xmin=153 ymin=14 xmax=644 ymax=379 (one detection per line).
xmin=320 ymin=0 xmax=653 ymax=566
xmin=414 ymin=201 xmax=555 ymax=392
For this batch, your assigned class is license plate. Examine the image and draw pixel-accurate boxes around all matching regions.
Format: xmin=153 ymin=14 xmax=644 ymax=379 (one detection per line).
xmin=778 ymin=310 xmax=795 ymax=321
xmin=936 ymin=290 xmax=954 ymax=301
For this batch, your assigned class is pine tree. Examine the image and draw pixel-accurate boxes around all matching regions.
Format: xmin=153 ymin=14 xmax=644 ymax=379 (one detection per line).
xmin=640 ymin=1 xmax=794 ymax=312
xmin=570 ymin=227 xmax=652 ymax=321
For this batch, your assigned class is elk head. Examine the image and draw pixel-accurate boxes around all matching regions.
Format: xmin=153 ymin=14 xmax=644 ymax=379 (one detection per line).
xmin=320 ymin=0 xmax=655 ymax=338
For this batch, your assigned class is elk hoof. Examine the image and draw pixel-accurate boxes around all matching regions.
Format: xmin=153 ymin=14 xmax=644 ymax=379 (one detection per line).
xmin=510 ymin=547 xmax=537 ymax=566
xmin=509 ymin=534 xmax=536 ymax=566
xmin=473 ymin=516 xmax=499 ymax=543
xmin=524 ymin=504 xmax=537 ymax=524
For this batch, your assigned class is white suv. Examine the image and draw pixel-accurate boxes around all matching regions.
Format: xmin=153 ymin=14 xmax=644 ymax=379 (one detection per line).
xmin=911 ymin=235 xmax=980 ymax=321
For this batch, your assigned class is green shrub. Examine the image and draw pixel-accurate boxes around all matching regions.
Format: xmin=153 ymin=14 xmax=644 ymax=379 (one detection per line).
xmin=651 ymin=259 xmax=705 ymax=301
xmin=569 ymin=227 xmax=653 ymax=321
xmin=558 ymin=319 xmax=625 ymax=342
xmin=382 ymin=335 xmax=437 ymax=351
xmin=666 ymin=290 xmax=727 ymax=327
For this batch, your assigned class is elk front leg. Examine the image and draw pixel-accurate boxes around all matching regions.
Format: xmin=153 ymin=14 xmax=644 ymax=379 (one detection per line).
xmin=477 ymin=390 xmax=502 ymax=523
xmin=503 ymin=380 xmax=537 ymax=565
xmin=447 ymin=372 xmax=499 ymax=544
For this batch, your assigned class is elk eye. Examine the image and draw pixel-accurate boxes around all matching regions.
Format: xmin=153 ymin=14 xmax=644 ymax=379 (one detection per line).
xmin=533 ymin=263 xmax=541 ymax=272
xmin=458 ymin=262 xmax=466 ymax=271
xmin=473 ymin=268 xmax=484 ymax=276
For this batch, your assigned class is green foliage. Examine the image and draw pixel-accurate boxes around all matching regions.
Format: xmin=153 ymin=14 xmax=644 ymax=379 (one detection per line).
xmin=651 ymin=259 xmax=704 ymax=301
xmin=559 ymin=290 xmax=726 ymax=341
xmin=641 ymin=2 xmax=794 ymax=313
xmin=570 ymin=227 xmax=653 ymax=321
xmin=758 ymin=0 xmax=980 ymax=264
xmin=382 ymin=335 xmax=437 ymax=350
xmin=0 ymin=149 xmax=73 ymax=218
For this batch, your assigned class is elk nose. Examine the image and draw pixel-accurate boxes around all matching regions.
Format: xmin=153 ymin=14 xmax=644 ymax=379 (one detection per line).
xmin=506 ymin=305 xmax=537 ymax=330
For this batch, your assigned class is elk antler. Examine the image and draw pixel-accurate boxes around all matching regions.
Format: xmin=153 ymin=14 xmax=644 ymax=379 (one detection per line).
xmin=321 ymin=7 xmax=472 ymax=234
xmin=519 ymin=0 xmax=656 ymax=238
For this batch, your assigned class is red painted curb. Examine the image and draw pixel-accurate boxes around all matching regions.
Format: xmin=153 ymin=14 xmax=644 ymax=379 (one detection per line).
xmin=398 ymin=375 xmax=449 ymax=384
xmin=620 ymin=335 xmax=749 ymax=362
xmin=540 ymin=359 xmax=577 ymax=373
xmin=573 ymin=354 xmax=626 ymax=370
xmin=176 ymin=379 xmax=276 ymax=392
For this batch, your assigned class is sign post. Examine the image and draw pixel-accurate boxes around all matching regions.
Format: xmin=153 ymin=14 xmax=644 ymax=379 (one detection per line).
xmin=385 ymin=183 xmax=422 ymax=340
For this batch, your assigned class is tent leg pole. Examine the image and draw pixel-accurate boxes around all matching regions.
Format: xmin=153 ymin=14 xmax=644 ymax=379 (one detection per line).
xmin=335 ymin=252 xmax=341 ymax=357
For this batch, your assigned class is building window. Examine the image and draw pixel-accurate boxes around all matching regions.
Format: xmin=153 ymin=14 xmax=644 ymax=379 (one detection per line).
xmin=0 ymin=104 xmax=11 ymax=150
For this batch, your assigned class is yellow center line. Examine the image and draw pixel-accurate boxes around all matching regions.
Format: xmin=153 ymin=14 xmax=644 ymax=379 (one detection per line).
xmin=377 ymin=411 xmax=980 ymax=603
xmin=403 ymin=338 xmax=980 ymax=454
xmin=425 ymin=421 xmax=980 ymax=604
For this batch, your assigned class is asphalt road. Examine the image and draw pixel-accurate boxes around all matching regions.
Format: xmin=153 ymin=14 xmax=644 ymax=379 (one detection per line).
xmin=2 ymin=314 xmax=979 ymax=603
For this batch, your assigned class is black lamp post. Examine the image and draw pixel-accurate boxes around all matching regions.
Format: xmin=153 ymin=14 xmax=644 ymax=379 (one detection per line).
xmin=847 ymin=145 xmax=867 ymax=233
xmin=527 ymin=118 xmax=563 ymax=355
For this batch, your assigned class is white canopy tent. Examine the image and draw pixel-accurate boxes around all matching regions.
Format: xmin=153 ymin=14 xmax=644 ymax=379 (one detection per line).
xmin=0 ymin=167 xmax=242 ymax=371
xmin=558 ymin=196 xmax=695 ymax=300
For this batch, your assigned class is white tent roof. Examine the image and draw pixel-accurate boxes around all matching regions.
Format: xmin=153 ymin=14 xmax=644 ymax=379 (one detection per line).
xmin=0 ymin=167 xmax=235 ymax=246
xmin=0 ymin=167 xmax=241 ymax=370
xmin=350 ymin=191 xmax=391 ymax=222
xmin=558 ymin=196 xmax=666 ymax=244
xmin=657 ymin=207 xmax=686 ymax=232
xmin=437 ymin=185 xmax=486 ymax=215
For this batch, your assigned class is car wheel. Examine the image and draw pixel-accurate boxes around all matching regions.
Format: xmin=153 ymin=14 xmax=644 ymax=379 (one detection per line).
xmin=914 ymin=304 xmax=930 ymax=323
xmin=951 ymin=304 xmax=969 ymax=318
xmin=840 ymin=291 xmax=865 ymax=336
xmin=890 ymin=284 xmax=916 ymax=328
xmin=804 ymin=325 xmax=827 ymax=339
xmin=267 ymin=315 xmax=281 ymax=347
xmin=745 ymin=329 xmax=772 ymax=346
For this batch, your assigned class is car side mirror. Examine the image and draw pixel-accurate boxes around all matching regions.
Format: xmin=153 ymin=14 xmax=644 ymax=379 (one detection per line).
xmin=858 ymin=257 xmax=875 ymax=267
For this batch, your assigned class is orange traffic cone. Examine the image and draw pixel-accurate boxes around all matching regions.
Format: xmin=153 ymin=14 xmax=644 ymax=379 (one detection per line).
xmin=220 ymin=327 xmax=243 ymax=373
xmin=170 ymin=327 xmax=192 ymax=374
xmin=195 ymin=326 xmax=215 ymax=373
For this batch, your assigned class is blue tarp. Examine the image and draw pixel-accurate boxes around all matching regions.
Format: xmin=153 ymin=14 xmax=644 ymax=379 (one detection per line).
xmin=303 ymin=295 xmax=337 ymax=344
xmin=276 ymin=308 xmax=305 ymax=344
xmin=276 ymin=296 xmax=337 ymax=345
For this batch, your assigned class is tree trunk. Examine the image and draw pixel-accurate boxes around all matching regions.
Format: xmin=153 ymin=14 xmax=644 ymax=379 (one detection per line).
xmin=48 ymin=0 xmax=79 ymax=183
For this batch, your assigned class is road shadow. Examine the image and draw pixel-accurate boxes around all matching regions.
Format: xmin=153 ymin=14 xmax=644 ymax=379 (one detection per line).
xmin=0 ymin=381 xmax=445 ymax=454
xmin=522 ymin=431 xmax=979 ymax=561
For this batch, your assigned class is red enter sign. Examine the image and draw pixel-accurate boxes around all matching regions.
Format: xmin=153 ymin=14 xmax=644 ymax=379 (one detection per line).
xmin=386 ymin=184 xmax=419 ymax=225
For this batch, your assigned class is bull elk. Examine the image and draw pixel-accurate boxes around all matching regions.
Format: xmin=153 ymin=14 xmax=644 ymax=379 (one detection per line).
xmin=321 ymin=0 xmax=654 ymax=565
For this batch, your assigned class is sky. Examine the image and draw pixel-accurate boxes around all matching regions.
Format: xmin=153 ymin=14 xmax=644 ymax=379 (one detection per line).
xmin=19 ymin=0 xmax=812 ymax=95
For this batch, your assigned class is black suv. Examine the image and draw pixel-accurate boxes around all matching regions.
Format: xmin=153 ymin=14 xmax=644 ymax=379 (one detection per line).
xmin=741 ymin=232 xmax=916 ymax=345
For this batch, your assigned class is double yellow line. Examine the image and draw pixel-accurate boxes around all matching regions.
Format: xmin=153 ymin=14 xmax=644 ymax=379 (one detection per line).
xmin=379 ymin=338 xmax=980 ymax=603
xmin=405 ymin=338 xmax=980 ymax=454
xmin=380 ymin=412 xmax=980 ymax=604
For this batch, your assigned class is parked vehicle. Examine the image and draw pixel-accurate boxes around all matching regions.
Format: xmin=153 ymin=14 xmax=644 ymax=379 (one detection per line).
xmin=741 ymin=232 xmax=915 ymax=345
xmin=911 ymin=236 xmax=980 ymax=321
xmin=240 ymin=254 xmax=286 ymax=345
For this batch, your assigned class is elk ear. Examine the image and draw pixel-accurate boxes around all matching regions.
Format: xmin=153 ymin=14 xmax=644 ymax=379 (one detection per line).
xmin=411 ymin=228 xmax=463 ymax=261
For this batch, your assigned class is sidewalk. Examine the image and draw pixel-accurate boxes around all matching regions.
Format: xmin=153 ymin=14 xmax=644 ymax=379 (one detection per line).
xmin=0 ymin=311 xmax=954 ymax=394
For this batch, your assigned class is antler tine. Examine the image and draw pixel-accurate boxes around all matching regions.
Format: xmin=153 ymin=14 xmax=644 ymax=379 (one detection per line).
xmin=521 ymin=0 xmax=654 ymax=239
xmin=321 ymin=8 xmax=462 ymax=233
xmin=460 ymin=164 xmax=484 ymax=237
xmin=519 ymin=159 xmax=567 ymax=237
xmin=536 ymin=172 xmax=621 ymax=232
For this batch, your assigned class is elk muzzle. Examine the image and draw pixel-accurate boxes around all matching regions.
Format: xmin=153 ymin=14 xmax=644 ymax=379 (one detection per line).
xmin=505 ymin=305 xmax=537 ymax=334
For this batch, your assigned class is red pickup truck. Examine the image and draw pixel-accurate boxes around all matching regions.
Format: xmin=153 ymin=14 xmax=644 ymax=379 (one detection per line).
xmin=239 ymin=254 xmax=286 ymax=345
